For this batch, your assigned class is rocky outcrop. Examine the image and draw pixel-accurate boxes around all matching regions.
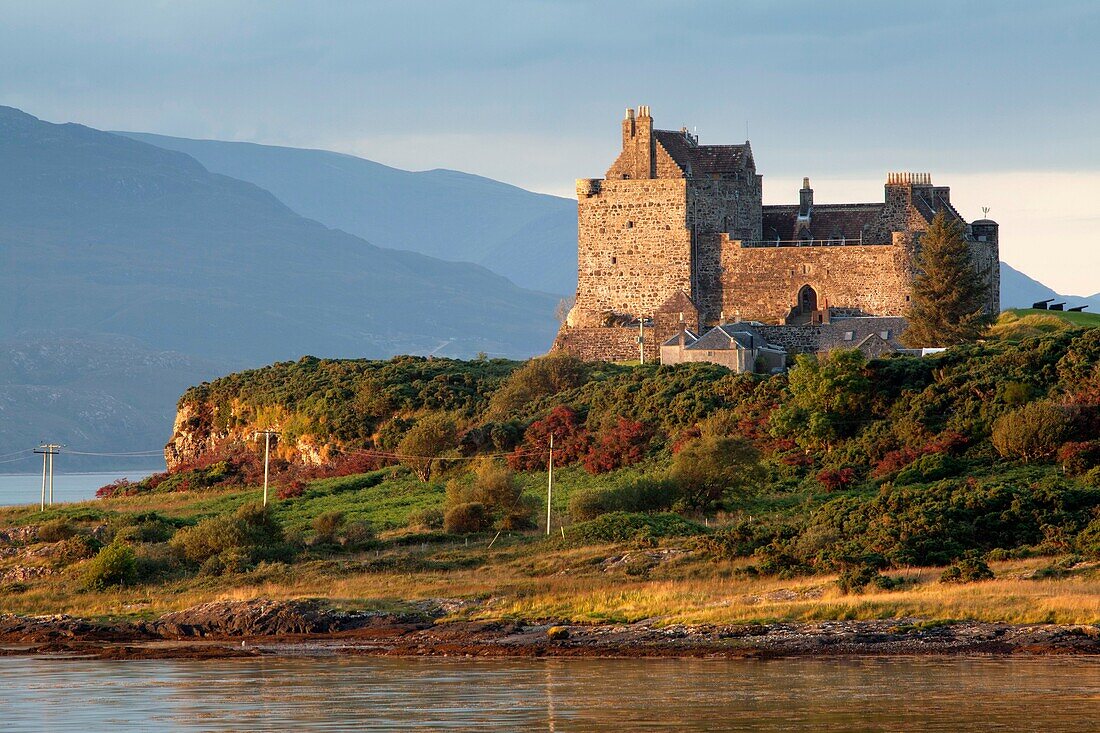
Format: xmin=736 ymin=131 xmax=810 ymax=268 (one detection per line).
xmin=164 ymin=399 xmax=332 ymax=470
xmin=152 ymin=599 xmax=400 ymax=638
xmin=3 ymin=600 xmax=1100 ymax=659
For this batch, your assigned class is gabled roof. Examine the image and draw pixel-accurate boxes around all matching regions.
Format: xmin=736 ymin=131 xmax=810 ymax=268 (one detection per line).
xmin=762 ymin=203 xmax=884 ymax=242
xmin=654 ymin=130 xmax=751 ymax=176
xmin=661 ymin=329 xmax=698 ymax=347
xmin=685 ymin=325 xmax=759 ymax=351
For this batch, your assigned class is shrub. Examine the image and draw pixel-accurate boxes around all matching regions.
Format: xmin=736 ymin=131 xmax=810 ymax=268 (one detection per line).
xmin=940 ymin=556 xmax=994 ymax=583
xmin=817 ymin=467 xmax=856 ymax=493
xmin=568 ymin=477 xmax=678 ymax=521
xmin=693 ymin=519 xmax=776 ymax=560
xmin=582 ymin=418 xmax=652 ymax=474
xmin=56 ymin=534 xmax=101 ymax=563
xmin=398 ymin=413 xmax=458 ymax=482
xmin=837 ymin=564 xmax=879 ymax=593
xmin=1059 ymin=441 xmax=1100 ymax=475
xmin=470 ymin=460 xmax=521 ymax=513
xmin=486 ymin=352 xmax=590 ymax=419
xmin=991 ymin=400 xmax=1073 ymax=462
xmin=443 ymin=502 xmax=492 ymax=534
xmin=894 ymin=453 xmax=962 ymax=485
xmin=567 ymin=512 xmax=705 ymax=544
xmin=37 ymin=518 xmax=77 ymax=543
xmin=312 ymin=511 xmax=346 ymax=544
xmin=277 ymin=480 xmax=306 ymax=500
xmin=199 ymin=548 xmax=251 ymax=576
xmin=169 ymin=503 xmax=288 ymax=566
xmin=339 ymin=520 xmax=376 ymax=549
xmin=508 ymin=405 xmax=590 ymax=471
xmin=82 ymin=541 xmax=137 ymax=590
xmin=407 ymin=507 xmax=445 ymax=531
xmin=669 ymin=435 xmax=764 ymax=509
xmin=111 ymin=512 xmax=178 ymax=543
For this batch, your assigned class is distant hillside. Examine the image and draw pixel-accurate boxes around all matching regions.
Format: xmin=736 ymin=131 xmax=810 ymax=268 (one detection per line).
xmin=0 ymin=106 xmax=561 ymax=463
xmin=118 ymin=132 xmax=578 ymax=295
xmin=1000 ymin=262 xmax=1100 ymax=313
xmin=0 ymin=333 xmax=227 ymax=470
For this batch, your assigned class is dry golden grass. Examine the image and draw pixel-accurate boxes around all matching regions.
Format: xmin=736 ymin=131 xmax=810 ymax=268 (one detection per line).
xmin=5 ymin=541 xmax=1099 ymax=626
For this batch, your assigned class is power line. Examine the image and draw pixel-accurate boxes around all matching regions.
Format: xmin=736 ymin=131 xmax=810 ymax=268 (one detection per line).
xmin=0 ymin=448 xmax=35 ymax=460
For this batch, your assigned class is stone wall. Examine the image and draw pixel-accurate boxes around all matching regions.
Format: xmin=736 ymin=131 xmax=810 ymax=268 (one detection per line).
xmin=552 ymin=325 xmax=655 ymax=363
xmin=716 ymin=238 xmax=914 ymax=324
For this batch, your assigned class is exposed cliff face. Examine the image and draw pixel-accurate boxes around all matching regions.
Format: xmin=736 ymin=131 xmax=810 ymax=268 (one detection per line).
xmin=164 ymin=398 xmax=329 ymax=470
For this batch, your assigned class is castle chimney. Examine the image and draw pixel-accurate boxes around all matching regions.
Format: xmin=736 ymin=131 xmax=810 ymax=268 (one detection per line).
xmin=799 ymin=177 xmax=813 ymax=218
xmin=622 ymin=107 xmax=637 ymax=147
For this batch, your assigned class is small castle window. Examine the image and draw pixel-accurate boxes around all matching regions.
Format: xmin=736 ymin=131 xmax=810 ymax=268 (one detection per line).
xmin=625 ymin=221 xmax=634 ymax=229
xmin=611 ymin=257 xmax=617 ymax=264
xmin=905 ymin=295 xmax=911 ymax=302
xmin=880 ymin=330 xmax=891 ymax=340
xmin=843 ymin=332 xmax=855 ymax=341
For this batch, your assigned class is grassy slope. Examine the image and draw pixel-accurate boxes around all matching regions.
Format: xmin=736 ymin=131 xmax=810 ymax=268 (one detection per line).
xmin=2 ymin=464 xmax=1097 ymax=626
xmin=1007 ymin=308 xmax=1100 ymax=327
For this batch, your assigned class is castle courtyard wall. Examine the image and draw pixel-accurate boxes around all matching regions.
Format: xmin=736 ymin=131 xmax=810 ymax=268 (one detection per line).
xmin=716 ymin=239 xmax=914 ymax=324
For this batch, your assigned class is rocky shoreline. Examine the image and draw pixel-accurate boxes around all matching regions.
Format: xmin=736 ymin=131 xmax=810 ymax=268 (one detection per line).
xmin=2 ymin=599 xmax=1100 ymax=660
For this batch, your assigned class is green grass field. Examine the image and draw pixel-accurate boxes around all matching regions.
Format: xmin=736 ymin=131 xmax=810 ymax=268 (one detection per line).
xmin=1007 ymin=308 xmax=1100 ymax=327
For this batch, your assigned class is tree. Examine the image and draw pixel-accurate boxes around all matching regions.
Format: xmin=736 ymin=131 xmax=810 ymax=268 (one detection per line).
xmin=487 ymin=352 xmax=590 ymax=419
xmin=991 ymin=399 xmax=1073 ymax=462
xmin=771 ymin=350 xmax=871 ymax=451
xmin=398 ymin=413 xmax=457 ymax=482
xmin=669 ymin=435 xmax=765 ymax=510
xmin=903 ymin=211 xmax=992 ymax=347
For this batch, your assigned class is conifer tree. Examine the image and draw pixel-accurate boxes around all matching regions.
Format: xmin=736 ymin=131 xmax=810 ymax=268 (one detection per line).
xmin=902 ymin=211 xmax=992 ymax=347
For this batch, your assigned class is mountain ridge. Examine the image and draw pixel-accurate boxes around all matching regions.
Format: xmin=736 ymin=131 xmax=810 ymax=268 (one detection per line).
xmin=117 ymin=131 xmax=579 ymax=295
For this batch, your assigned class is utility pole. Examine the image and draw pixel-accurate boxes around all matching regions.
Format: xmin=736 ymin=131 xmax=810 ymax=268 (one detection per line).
xmin=253 ymin=430 xmax=279 ymax=507
xmin=545 ymin=434 xmax=554 ymax=536
xmin=33 ymin=444 xmax=60 ymax=510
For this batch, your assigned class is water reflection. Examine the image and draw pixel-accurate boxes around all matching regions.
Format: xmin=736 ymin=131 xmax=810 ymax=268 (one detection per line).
xmin=1 ymin=655 xmax=1098 ymax=732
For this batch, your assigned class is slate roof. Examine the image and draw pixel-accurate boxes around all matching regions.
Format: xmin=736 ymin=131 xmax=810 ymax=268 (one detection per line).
xmin=816 ymin=316 xmax=908 ymax=352
xmin=685 ymin=325 xmax=760 ymax=351
xmin=762 ymin=203 xmax=884 ymax=242
xmin=661 ymin=329 xmax=698 ymax=347
xmin=654 ymin=130 xmax=750 ymax=175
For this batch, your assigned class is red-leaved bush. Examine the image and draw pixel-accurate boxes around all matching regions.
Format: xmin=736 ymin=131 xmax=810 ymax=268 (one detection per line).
xmin=508 ymin=405 xmax=590 ymax=471
xmin=873 ymin=430 xmax=970 ymax=478
xmin=582 ymin=418 xmax=652 ymax=474
xmin=817 ymin=467 xmax=856 ymax=492
xmin=1058 ymin=441 xmax=1100 ymax=475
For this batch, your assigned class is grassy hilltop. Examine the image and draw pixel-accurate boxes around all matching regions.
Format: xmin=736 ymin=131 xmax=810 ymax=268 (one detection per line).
xmin=1 ymin=313 xmax=1099 ymax=625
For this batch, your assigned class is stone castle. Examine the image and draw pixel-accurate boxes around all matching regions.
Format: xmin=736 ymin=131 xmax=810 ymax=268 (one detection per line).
xmin=553 ymin=106 xmax=1000 ymax=363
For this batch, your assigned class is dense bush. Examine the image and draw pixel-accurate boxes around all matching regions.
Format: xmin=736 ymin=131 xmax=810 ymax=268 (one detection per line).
xmin=940 ymin=556 xmax=994 ymax=583
xmin=37 ymin=518 xmax=78 ymax=543
xmin=567 ymin=512 xmax=705 ymax=544
xmin=486 ymin=352 xmax=591 ymax=419
xmin=991 ymin=400 xmax=1073 ymax=462
xmin=443 ymin=502 xmax=492 ymax=534
xmin=407 ymin=507 xmax=445 ymax=531
xmin=568 ymin=477 xmax=679 ymax=521
xmin=82 ymin=540 xmax=137 ymax=590
xmin=582 ymin=418 xmax=652 ymax=474
xmin=669 ymin=435 xmax=764 ymax=509
xmin=508 ymin=405 xmax=590 ymax=471
xmin=817 ymin=467 xmax=856 ymax=493
xmin=169 ymin=503 xmax=290 ymax=567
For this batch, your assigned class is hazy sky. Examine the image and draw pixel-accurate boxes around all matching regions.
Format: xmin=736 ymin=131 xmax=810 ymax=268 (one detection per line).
xmin=2 ymin=1 xmax=1097 ymax=294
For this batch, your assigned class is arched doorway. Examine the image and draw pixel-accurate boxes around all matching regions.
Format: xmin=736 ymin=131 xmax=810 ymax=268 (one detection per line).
xmin=798 ymin=285 xmax=818 ymax=315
